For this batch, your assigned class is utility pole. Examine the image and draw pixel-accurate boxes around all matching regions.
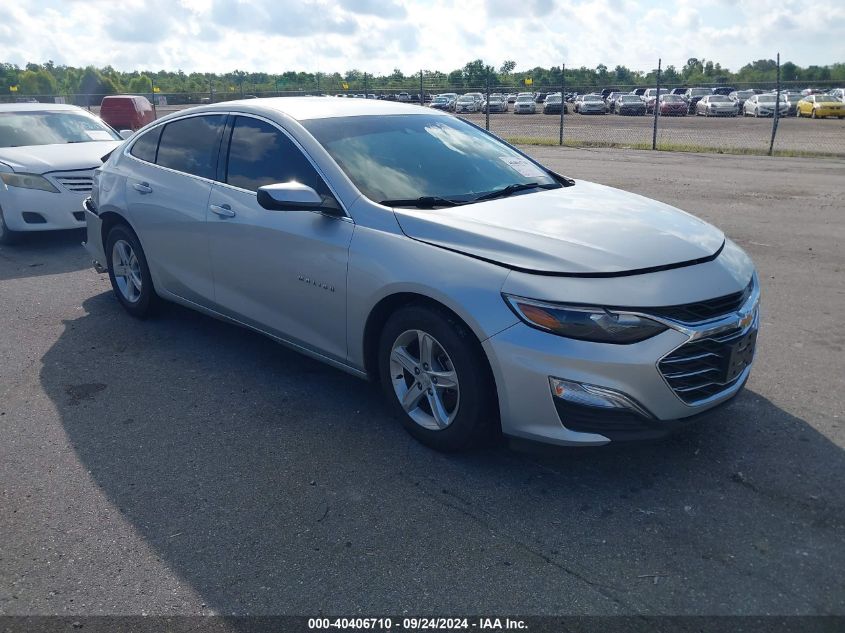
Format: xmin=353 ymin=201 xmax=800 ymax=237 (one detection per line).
xmin=420 ymin=70 xmax=424 ymax=105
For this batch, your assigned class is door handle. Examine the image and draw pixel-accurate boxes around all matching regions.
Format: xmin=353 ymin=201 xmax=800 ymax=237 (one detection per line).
xmin=132 ymin=182 xmax=152 ymax=194
xmin=209 ymin=203 xmax=236 ymax=218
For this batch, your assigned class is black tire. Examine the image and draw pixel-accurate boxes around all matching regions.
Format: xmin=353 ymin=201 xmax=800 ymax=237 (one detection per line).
xmin=378 ymin=304 xmax=496 ymax=452
xmin=105 ymin=223 xmax=158 ymax=318
xmin=0 ymin=207 xmax=21 ymax=246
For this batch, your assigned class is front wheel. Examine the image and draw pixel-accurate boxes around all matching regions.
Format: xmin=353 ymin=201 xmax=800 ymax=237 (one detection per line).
xmin=378 ymin=305 xmax=495 ymax=451
xmin=106 ymin=223 xmax=158 ymax=318
xmin=0 ymin=207 xmax=21 ymax=246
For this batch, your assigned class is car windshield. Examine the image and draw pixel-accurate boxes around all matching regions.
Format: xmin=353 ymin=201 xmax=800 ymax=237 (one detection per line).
xmin=516 ymin=96 xmax=533 ymax=102
xmin=0 ymin=110 xmax=120 ymax=148
xmin=303 ymin=114 xmax=560 ymax=204
xmin=433 ymin=97 xmax=448 ymax=103
xmin=758 ymin=95 xmax=778 ymax=103
xmin=457 ymin=97 xmax=474 ymax=103
xmin=620 ymin=96 xmax=641 ymax=102
xmin=662 ymin=95 xmax=684 ymax=102
xmin=546 ymin=95 xmax=561 ymax=103
xmin=814 ymin=95 xmax=836 ymax=102
xmin=690 ymin=89 xmax=710 ymax=96
xmin=584 ymin=95 xmax=603 ymax=101
xmin=709 ymin=96 xmax=731 ymax=103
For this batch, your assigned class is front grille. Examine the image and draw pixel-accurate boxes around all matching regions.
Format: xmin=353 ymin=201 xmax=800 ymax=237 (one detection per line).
xmin=54 ymin=175 xmax=94 ymax=193
xmin=645 ymin=280 xmax=753 ymax=323
xmin=659 ymin=323 xmax=757 ymax=404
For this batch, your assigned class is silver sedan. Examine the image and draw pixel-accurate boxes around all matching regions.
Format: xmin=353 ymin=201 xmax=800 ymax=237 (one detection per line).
xmin=84 ymin=98 xmax=759 ymax=451
xmin=696 ymin=95 xmax=738 ymax=117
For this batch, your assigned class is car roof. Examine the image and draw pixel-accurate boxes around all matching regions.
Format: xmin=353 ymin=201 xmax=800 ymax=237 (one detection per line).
xmin=164 ymin=97 xmax=450 ymax=122
xmin=0 ymin=102 xmax=87 ymax=113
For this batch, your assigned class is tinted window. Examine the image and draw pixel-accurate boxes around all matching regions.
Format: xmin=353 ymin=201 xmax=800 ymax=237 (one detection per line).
xmin=156 ymin=115 xmax=226 ymax=179
xmin=225 ymin=116 xmax=329 ymax=196
xmin=129 ymin=126 xmax=161 ymax=163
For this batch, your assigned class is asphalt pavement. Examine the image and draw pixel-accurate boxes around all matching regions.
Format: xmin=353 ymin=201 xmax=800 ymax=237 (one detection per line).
xmin=1 ymin=148 xmax=843 ymax=617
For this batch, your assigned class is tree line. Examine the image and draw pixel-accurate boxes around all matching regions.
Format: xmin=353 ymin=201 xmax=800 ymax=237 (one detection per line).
xmin=2 ymin=58 xmax=843 ymax=99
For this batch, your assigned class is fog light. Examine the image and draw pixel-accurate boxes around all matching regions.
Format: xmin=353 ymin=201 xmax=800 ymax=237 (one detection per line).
xmin=549 ymin=377 xmax=653 ymax=418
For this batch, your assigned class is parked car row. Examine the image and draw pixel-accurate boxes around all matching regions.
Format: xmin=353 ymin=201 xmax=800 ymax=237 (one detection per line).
xmin=560 ymin=86 xmax=845 ymax=117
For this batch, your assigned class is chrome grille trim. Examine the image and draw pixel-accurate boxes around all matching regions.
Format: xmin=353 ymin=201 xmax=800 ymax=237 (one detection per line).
xmin=49 ymin=170 xmax=95 ymax=194
xmin=655 ymin=277 xmax=760 ymax=408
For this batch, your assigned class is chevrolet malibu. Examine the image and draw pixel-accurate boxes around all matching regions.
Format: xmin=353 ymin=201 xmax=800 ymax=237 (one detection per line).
xmin=83 ymin=98 xmax=759 ymax=451
xmin=0 ymin=103 xmax=123 ymax=244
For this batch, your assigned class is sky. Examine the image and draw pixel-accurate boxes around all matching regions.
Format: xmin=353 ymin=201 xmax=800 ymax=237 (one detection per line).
xmin=0 ymin=0 xmax=843 ymax=75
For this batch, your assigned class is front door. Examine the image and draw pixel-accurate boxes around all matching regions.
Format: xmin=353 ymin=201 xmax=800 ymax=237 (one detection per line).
xmin=207 ymin=115 xmax=353 ymax=362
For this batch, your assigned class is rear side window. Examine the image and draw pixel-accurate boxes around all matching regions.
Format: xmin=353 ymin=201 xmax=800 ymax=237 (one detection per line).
xmin=156 ymin=115 xmax=226 ymax=179
xmin=129 ymin=126 xmax=162 ymax=163
xmin=225 ymin=116 xmax=329 ymax=196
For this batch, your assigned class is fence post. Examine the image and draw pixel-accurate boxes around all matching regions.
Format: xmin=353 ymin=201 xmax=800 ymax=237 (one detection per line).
xmin=769 ymin=53 xmax=781 ymax=157
xmin=316 ymin=73 xmax=320 ymax=94
xmin=485 ymin=67 xmax=490 ymax=131
xmin=150 ymin=79 xmax=158 ymax=119
xmin=420 ymin=70 xmax=424 ymax=105
xmin=559 ymin=63 xmax=565 ymax=146
xmin=652 ymin=58 xmax=661 ymax=150
xmin=363 ymin=72 xmax=368 ymax=96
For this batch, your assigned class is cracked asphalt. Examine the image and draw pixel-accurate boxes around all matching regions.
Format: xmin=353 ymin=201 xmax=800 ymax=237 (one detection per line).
xmin=1 ymin=148 xmax=843 ymax=616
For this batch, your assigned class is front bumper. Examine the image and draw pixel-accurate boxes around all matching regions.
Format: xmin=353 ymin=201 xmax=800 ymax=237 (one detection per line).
xmin=814 ymin=107 xmax=845 ymax=117
xmin=82 ymin=198 xmax=108 ymax=272
xmin=483 ymin=282 xmax=760 ymax=446
xmin=0 ymin=186 xmax=89 ymax=232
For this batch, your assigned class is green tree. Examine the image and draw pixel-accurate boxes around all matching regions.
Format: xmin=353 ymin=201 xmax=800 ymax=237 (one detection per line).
xmin=77 ymin=67 xmax=118 ymax=98
xmin=19 ymin=69 xmax=57 ymax=95
xmin=127 ymin=74 xmax=152 ymax=93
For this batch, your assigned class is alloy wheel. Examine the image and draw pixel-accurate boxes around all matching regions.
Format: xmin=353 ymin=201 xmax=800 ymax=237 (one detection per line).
xmin=389 ymin=329 xmax=460 ymax=431
xmin=111 ymin=239 xmax=143 ymax=303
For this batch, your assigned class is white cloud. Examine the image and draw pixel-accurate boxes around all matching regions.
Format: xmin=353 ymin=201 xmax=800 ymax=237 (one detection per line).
xmin=0 ymin=0 xmax=842 ymax=74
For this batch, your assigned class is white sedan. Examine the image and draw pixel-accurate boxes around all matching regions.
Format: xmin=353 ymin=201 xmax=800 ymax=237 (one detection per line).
xmin=0 ymin=103 xmax=124 ymax=244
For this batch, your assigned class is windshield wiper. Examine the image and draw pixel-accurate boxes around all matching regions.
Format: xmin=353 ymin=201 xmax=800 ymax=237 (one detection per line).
xmin=473 ymin=182 xmax=555 ymax=202
xmin=379 ymin=196 xmax=465 ymax=208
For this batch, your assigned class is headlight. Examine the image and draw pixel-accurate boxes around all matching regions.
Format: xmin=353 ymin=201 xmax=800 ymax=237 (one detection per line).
xmin=0 ymin=172 xmax=60 ymax=193
xmin=504 ymin=295 xmax=668 ymax=344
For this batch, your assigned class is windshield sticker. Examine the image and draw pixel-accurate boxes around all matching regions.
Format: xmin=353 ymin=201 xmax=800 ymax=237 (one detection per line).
xmin=498 ymin=156 xmax=545 ymax=178
xmin=85 ymin=130 xmax=114 ymax=141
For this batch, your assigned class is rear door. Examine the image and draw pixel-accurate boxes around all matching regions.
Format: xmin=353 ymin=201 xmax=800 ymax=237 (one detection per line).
xmin=124 ymin=114 xmax=226 ymax=305
xmin=206 ymin=114 xmax=353 ymax=362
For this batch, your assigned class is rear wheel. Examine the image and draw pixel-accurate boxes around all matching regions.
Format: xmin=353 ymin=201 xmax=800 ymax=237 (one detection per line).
xmin=378 ymin=305 xmax=495 ymax=451
xmin=0 ymin=207 xmax=21 ymax=246
xmin=105 ymin=223 xmax=158 ymax=318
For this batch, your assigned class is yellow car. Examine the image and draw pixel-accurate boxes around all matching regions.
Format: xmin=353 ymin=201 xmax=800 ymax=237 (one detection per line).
xmin=796 ymin=94 xmax=845 ymax=118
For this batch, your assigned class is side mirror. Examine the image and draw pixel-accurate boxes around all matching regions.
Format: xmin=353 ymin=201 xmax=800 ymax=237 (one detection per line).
xmin=257 ymin=182 xmax=323 ymax=211
xmin=119 ymin=129 xmax=134 ymax=140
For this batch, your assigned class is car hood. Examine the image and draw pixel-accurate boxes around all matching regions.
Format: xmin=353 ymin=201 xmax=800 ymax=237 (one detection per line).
xmin=0 ymin=141 xmax=122 ymax=174
xmin=393 ymin=181 xmax=725 ymax=275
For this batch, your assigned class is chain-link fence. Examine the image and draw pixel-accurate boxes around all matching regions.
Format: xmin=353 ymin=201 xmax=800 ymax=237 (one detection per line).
xmin=4 ymin=58 xmax=843 ymax=158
